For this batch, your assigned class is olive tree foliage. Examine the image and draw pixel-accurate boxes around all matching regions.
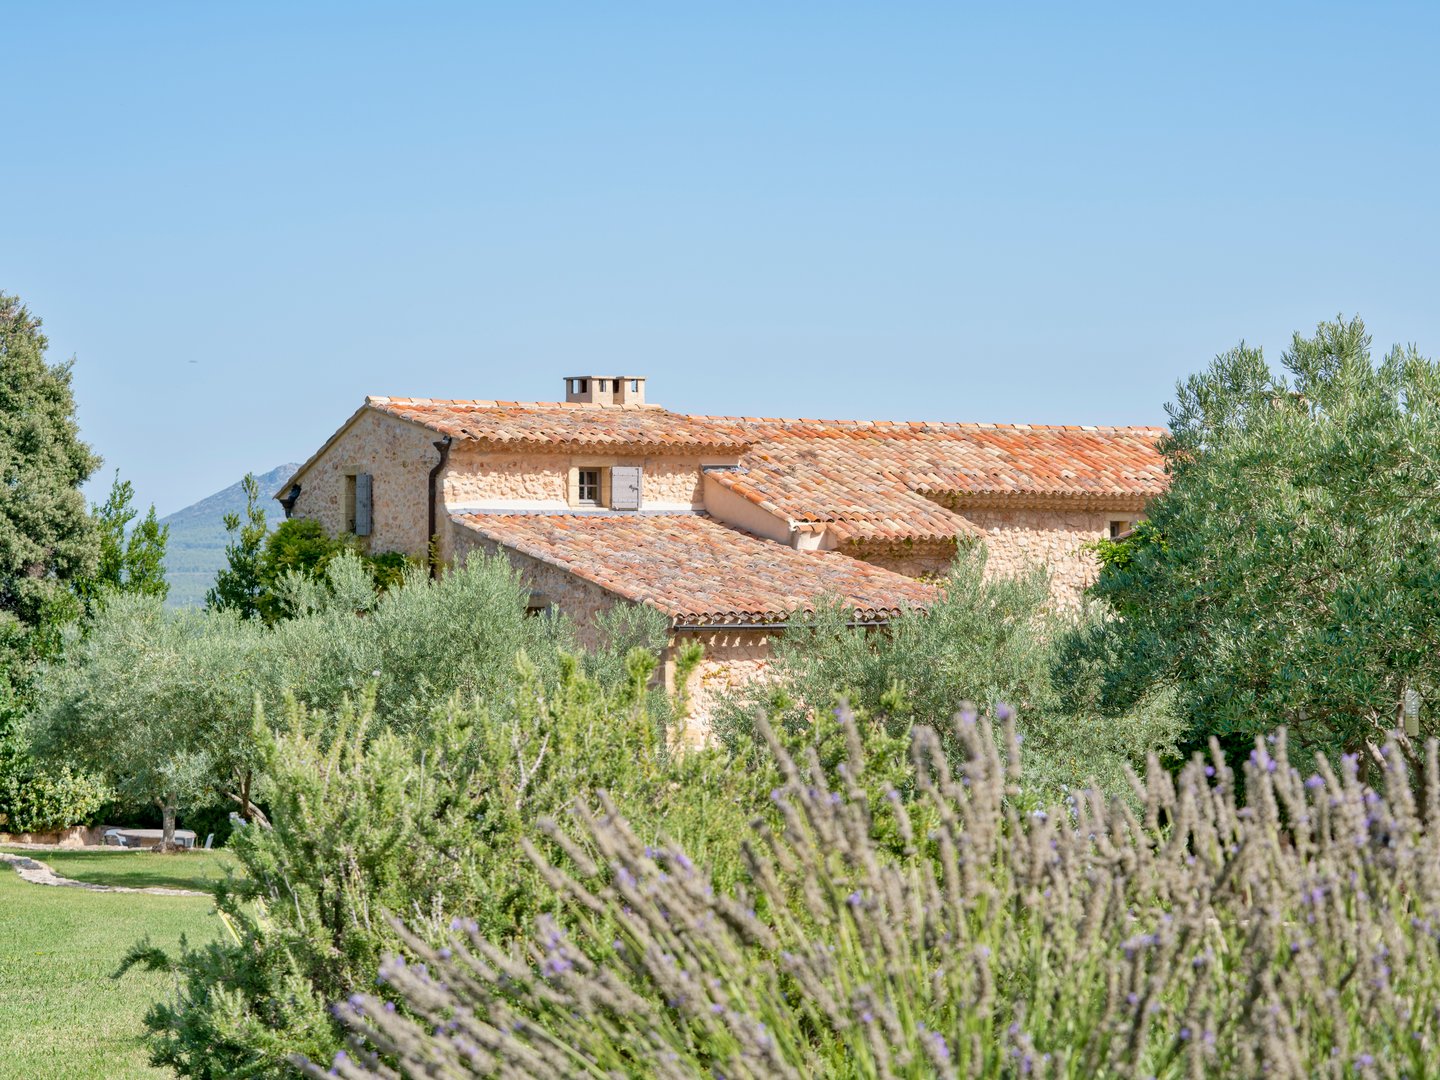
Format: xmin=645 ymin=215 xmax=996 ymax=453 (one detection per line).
xmin=1090 ymin=315 xmax=1440 ymax=761
xmin=30 ymin=595 xmax=265 ymax=845
xmin=715 ymin=549 xmax=1059 ymax=741
xmin=715 ymin=547 xmax=1180 ymax=800
xmin=32 ymin=548 xmax=677 ymax=846
xmin=262 ymin=550 xmax=580 ymax=731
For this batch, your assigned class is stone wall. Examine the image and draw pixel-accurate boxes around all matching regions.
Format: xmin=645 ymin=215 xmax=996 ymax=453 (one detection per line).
xmin=668 ymin=629 xmax=774 ymax=743
xmin=442 ymin=448 xmax=726 ymax=511
xmin=287 ymin=409 xmax=440 ymax=559
xmin=847 ymin=538 xmax=961 ymax=580
xmin=0 ymin=825 xmax=107 ymax=848
xmin=444 ymin=447 xmax=566 ymax=506
xmin=961 ymin=506 xmax=1132 ymax=607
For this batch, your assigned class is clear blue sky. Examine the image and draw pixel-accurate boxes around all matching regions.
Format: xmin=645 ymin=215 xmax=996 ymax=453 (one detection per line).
xmin=4 ymin=3 xmax=1438 ymax=516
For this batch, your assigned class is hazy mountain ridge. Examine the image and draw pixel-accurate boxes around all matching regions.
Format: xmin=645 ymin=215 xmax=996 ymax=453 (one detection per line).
xmin=160 ymin=463 xmax=299 ymax=607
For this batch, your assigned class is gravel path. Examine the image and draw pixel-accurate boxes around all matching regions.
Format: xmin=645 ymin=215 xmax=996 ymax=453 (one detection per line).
xmin=0 ymin=851 xmax=207 ymax=897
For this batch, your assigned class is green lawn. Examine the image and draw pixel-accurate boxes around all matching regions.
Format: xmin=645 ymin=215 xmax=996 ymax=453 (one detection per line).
xmin=17 ymin=848 xmax=235 ymax=892
xmin=0 ymin=854 xmax=223 ymax=1079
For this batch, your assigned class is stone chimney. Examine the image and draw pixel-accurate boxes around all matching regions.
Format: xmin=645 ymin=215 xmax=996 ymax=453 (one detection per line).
xmin=564 ymin=376 xmax=646 ymax=406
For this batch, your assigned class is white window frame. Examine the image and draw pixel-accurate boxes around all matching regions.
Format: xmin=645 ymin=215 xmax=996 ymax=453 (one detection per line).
xmin=576 ymin=468 xmax=602 ymax=505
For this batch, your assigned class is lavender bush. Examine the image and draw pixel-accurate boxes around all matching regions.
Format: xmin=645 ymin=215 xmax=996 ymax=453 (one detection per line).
xmin=305 ymin=709 xmax=1440 ymax=1078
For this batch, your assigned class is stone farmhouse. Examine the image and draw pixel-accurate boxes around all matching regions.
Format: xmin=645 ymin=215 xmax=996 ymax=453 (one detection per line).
xmin=278 ymin=376 xmax=1166 ymax=731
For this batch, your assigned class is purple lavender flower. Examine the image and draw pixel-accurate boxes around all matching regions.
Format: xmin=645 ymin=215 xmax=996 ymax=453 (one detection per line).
xmin=929 ymin=1029 xmax=950 ymax=1060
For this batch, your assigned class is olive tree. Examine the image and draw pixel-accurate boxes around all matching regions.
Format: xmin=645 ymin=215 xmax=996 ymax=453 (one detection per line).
xmin=30 ymin=595 xmax=266 ymax=843
xmin=1091 ymin=315 xmax=1440 ymax=761
xmin=715 ymin=548 xmax=1181 ymax=799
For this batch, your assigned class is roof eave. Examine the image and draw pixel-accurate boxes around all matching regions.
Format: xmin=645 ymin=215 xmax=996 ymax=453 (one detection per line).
xmin=934 ymin=490 xmax=1159 ymax=511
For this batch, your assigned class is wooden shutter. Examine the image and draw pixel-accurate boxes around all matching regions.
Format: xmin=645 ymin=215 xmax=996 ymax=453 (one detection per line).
xmin=354 ymin=473 xmax=373 ymax=536
xmin=610 ymin=466 xmax=642 ymax=510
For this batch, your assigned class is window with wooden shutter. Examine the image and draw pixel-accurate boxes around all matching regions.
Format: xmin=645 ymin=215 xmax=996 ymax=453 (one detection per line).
xmin=354 ymin=473 xmax=373 ymax=536
xmin=610 ymin=466 xmax=642 ymax=510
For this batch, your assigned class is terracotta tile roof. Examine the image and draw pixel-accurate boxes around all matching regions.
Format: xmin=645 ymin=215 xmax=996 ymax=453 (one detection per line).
xmin=700 ymin=418 xmax=1167 ymax=541
xmin=340 ymin=395 xmax=1164 ymax=545
xmin=367 ymin=396 xmax=751 ymax=451
xmin=452 ymin=512 xmax=937 ymax=625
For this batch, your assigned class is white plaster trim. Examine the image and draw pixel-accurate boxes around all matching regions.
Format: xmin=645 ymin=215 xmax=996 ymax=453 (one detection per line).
xmin=450 ymin=506 xmax=703 ymax=517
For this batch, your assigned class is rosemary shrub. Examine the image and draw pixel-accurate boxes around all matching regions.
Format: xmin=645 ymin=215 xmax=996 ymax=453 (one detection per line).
xmin=307 ymin=709 xmax=1440 ymax=1078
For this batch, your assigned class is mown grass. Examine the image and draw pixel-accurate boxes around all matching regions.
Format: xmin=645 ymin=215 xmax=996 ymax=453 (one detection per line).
xmin=0 ymin=858 xmax=222 ymax=1079
xmin=10 ymin=848 xmax=235 ymax=892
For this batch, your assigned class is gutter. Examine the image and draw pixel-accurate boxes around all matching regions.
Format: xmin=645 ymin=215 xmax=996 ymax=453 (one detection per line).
xmin=427 ymin=435 xmax=453 ymax=577
xmin=671 ymin=619 xmax=893 ymax=632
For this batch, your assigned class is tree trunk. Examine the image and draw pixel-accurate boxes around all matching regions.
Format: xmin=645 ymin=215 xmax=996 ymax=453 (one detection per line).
xmin=239 ymin=769 xmax=253 ymax=822
xmin=161 ymin=798 xmax=177 ymax=848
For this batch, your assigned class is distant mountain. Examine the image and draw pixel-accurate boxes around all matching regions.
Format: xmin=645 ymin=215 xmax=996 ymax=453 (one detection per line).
xmin=160 ymin=463 xmax=300 ymax=608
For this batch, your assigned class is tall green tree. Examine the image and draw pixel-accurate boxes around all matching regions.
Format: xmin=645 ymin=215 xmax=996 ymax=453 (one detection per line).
xmin=1091 ymin=315 xmax=1440 ymax=760
xmin=0 ymin=292 xmax=102 ymax=677
xmin=79 ymin=472 xmax=170 ymax=607
xmin=206 ymin=473 xmax=267 ymax=619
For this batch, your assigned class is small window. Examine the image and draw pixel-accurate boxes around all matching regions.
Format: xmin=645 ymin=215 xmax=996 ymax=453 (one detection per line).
xmin=577 ymin=469 xmax=601 ymax=505
xmin=1109 ymin=519 xmax=1131 ymax=539
xmin=578 ymin=378 xmax=589 ymax=393
xmin=344 ymin=475 xmax=357 ymax=532
xmin=344 ymin=473 xmax=374 ymax=535
xmin=597 ymin=379 xmax=609 ymax=392
xmin=630 ymin=379 xmax=640 ymax=392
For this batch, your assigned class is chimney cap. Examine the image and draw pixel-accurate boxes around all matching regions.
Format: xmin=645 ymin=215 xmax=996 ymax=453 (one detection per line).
xmin=564 ymin=375 xmax=646 ymax=406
